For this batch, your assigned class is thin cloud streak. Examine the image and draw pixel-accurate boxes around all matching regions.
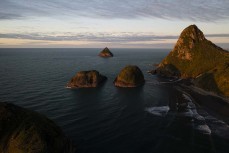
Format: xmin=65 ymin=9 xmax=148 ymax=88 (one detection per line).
xmin=206 ymin=34 xmax=229 ymax=37
xmin=0 ymin=12 xmax=23 ymax=20
xmin=0 ymin=0 xmax=229 ymax=21
xmin=0 ymin=32 xmax=177 ymax=42
xmin=1 ymin=32 xmax=229 ymax=43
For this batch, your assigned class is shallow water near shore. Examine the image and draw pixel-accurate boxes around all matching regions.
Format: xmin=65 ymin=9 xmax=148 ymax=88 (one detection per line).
xmin=0 ymin=48 xmax=228 ymax=153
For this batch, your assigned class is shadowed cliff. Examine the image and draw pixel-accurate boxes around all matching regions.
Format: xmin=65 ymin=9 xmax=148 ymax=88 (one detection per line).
xmin=0 ymin=102 xmax=75 ymax=153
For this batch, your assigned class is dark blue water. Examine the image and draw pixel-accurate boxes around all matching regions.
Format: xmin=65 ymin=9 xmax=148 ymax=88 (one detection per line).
xmin=0 ymin=48 xmax=228 ymax=153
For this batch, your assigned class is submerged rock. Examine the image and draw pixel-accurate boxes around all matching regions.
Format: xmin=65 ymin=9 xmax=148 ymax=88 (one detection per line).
xmin=99 ymin=47 xmax=113 ymax=57
xmin=0 ymin=102 xmax=74 ymax=153
xmin=67 ymin=70 xmax=107 ymax=88
xmin=114 ymin=65 xmax=145 ymax=87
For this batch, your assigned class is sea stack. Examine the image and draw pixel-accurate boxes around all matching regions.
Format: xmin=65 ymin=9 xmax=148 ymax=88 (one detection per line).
xmin=0 ymin=102 xmax=74 ymax=153
xmin=157 ymin=25 xmax=229 ymax=96
xmin=99 ymin=47 xmax=114 ymax=57
xmin=114 ymin=65 xmax=145 ymax=87
xmin=67 ymin=70 xmax=107 ymax=88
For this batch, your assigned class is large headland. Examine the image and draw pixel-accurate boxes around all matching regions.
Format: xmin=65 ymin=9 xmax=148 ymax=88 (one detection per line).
xmin=156 ymin=25 xmax=229 ymax=98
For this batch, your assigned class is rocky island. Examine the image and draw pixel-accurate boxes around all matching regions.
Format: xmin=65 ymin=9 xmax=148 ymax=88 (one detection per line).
xmin=114 ymin=65 xmax=145 ymax=87
xmin=156 ymin=25 xmax=229 ymax=97
xmin=98 ymin=47 xmax=113 ymax=57
xmin=0 ymin=102 xmax=74 ymax=153
xmin=67 ymin=70 xmax=107 ymax=88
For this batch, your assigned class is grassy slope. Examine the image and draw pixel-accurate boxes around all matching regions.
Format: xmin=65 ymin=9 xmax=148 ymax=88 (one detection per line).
xmin=159 ymin=25 xmax=229 ymax=96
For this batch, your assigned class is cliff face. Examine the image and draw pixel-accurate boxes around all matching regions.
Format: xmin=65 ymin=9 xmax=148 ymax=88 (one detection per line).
xmin=0 ymin=102 xmax=75 ymax=153
xmin=157 ymin=25 xmax=229 ymax=96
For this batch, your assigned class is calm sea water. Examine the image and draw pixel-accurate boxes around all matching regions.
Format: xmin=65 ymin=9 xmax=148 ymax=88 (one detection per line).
xmin=0 ymin=48 xmax=228 ymax=153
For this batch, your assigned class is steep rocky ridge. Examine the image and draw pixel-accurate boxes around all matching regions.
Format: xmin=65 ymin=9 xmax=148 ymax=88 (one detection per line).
xmin=157 ymin=25 xmax=229 ymax=96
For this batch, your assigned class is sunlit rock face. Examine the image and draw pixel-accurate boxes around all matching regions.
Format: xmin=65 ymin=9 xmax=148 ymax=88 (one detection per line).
xmin=67 ymin=70 xmax=107 ymax=88
xmin=157 ymin=25 xmax=229 ymax=96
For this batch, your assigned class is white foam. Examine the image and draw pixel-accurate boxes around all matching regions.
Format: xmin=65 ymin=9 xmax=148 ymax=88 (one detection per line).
xmin=172 ymin=78 xmax=182 ymax=82
xmin=146 ymin=93 xmax=228 ymax=136
xmin=193 ymin=115 xmax=205 ymax=121
xmin=182 ymin=94 xmax=192 ymax=102
xmin=181 ymin=94 xmax=212 ymax=135
xmin=159 ymin=79 xmax=182 ymax=84
xmin=195 ymin=125 xmax=211 ymax=135
xmin=145 ymin=106 xmax=170 ymax=117
xmin=178 ymin=109 xmax=194 ymax=117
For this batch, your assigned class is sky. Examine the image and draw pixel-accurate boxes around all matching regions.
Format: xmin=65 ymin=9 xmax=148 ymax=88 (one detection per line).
xmin=0 ymin=0 xmax=229 ymax=48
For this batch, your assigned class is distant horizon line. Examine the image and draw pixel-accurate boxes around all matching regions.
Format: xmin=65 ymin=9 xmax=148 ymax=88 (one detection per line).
xmin=0 ymin=47 xmax=228 ymax=50
xmin=0 ymin=48 xmax=229 ymax=51
xmin=0 ymin=47 xmax=173 ymax=49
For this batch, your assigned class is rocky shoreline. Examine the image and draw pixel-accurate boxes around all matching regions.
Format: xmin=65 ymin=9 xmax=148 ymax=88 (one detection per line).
xmin=157 ymin=77 xmax=229 ymax=124
xmin=177 ymin=83 xmax=229 ymax=124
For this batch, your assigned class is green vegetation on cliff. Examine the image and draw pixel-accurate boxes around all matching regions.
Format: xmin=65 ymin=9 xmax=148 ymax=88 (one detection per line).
xmin=0 ymin=102 xmax=74 ymax=153
xmin=158 ymin=25 xmax=229 ymax=96
xmin=114 ymin=65 xmax=145 ymax=87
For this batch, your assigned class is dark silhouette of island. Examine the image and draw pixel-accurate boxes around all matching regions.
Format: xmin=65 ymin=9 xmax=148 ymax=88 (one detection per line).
xmin=114 ymin=65 xmax=145 ymax=87
xmin=66 ymin=70 xmax=107 ymax=88
xmin=157 ymin=25 xmax=229 ymax=97
xmin=98 ymin=47 xmax=113 ymax=57
xmin=0 ymin=102 xmax=74 ymax=153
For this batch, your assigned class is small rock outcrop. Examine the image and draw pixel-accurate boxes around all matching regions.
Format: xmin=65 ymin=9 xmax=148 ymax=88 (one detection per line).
xmin=67 ymin=70 xmax=107 ymax=88
xmin=114 ymin=65 xmax=145 ymax=87
xmin=157 ymin=24 xmax=229 ymax=96
xmin=0 ymin=102 xmax=75 ymax=153
xmin=99 ymin=47 xmax=113 ymax=57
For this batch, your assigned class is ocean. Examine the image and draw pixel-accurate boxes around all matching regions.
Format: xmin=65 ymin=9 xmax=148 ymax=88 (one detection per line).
xmin=0 ymin=48 xmax=228 ymax=153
